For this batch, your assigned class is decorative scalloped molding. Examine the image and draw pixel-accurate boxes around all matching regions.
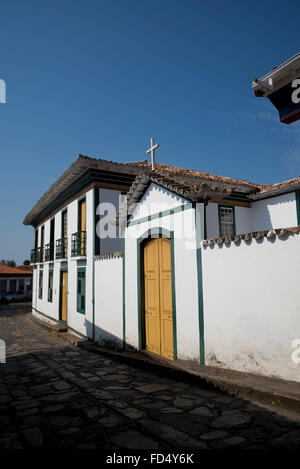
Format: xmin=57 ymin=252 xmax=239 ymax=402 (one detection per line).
xmin=94 ymin=251 xmax=123 ymax=261
xmin=202 ymin=226 xmax=300 ymax=248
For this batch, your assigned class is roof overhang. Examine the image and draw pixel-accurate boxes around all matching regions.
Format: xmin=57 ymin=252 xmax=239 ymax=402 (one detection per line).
xmin=252 ymin=52 xmax=300 ymax=97
xmin=23 ymin=166 xmax=139 ymax=227
xmin=252 ymin=52 xmax=300 ymax=124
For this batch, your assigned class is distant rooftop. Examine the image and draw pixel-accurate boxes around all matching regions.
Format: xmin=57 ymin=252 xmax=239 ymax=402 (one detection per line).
xmin=0 ymin=265 xmax=33 ymax=275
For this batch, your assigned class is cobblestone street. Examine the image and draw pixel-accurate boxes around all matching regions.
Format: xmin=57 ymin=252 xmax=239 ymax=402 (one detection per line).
xmin=0 ymin=305 xmax=299 ymax=449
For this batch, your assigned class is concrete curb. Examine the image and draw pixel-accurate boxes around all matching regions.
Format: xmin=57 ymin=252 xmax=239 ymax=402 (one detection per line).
xmin=78 ymin=342 xmax=300 ymax=415
xmin=31 ymin=315 xmax=68 ymax=333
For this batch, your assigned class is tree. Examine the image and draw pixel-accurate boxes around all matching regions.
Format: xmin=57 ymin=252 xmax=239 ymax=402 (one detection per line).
xmin=6 ymin=260 xmax=16 ymax=267
xmin=23 ymin=260 xmax=30 ymax=265
xmin=0 ymin=260 xmax=6 ymax=265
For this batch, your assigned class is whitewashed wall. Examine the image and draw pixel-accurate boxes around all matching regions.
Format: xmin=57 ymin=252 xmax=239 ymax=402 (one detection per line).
xmin=205 ymin=192 xmax=297 ymax=239
xmin=202 ymin=232 xmax=300 ymax=382
xmin=94 ymin=255 xmax=123 ymax=348
xmin=125 ymin=184 xmax=201 ymax=360
xmin=130 ymin=183 xmax=189 ymax=220
xmin=32 ymin=188 xmax=95 ymax=339
xmin=250 ymin=192 xmax=297 ymax=231
xmin=206 ymin=203 xmax=251 ymax=238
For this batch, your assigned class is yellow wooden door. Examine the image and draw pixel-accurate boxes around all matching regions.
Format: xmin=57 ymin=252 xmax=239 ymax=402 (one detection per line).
xmin=159 ymin=238 xmax=174 ymax=360
xmin=144 ymin=239 xmax=161 ymax=355
xmin=61 ymin=271 xmax=68 ymax=323
xmin=144 ymin=238 xmax=174 ymax=359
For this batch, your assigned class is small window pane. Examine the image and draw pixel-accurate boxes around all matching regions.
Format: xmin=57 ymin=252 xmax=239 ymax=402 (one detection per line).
xmin=219 ymin=206 xmax=235 ymax=237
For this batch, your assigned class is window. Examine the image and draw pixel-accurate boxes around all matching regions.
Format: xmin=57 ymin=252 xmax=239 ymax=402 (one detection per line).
xmin=77 ymin=268 xmax=86 ymax=314
xmin=9 ymin=279 xmax=16 ymax=293
xmin=78 ymin=198 xmax=86 ymax=232
xmin=62 ymin=210 xmax=68 ymax=258
xmin=0 ymin=280 xmax=7 ymax=294
xmin=48 ymin=269 xmax=53 ymax=302
xmin=219 ymin=206 xmax=235 ymax=237
xmin=41 ymin=225 xmax=45 ymax=262
xmin=18 ymin=279 xmax=25 ymax=292
xmin=39 ymin=270 xmax=43 ymax=299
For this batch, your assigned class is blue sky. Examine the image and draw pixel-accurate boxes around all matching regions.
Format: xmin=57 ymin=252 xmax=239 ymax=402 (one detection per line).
xmin=1 ymin=0 xmax=300 ymax=264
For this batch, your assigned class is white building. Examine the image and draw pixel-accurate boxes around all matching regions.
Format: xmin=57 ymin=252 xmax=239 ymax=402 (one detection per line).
xmin=24 ymin=154 xmax=300 ymax=383
xmin=0 ymin=265 xmax=33 ymax=299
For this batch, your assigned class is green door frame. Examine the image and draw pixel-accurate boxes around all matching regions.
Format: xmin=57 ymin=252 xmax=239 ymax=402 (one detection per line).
xmin=137 ymin=227 xmax=177 ymax=360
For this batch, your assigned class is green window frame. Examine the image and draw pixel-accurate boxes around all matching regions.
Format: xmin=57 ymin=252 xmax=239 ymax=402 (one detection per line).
xmin=48 ymin=269 xmax=53 ymax=302
xmin=218 ymin=205 xmax=236 ymax=237
xmin=77 ymin=267 xmax=86 ymax=314
xmin=38 ymin=269 xmax=43 ymax=299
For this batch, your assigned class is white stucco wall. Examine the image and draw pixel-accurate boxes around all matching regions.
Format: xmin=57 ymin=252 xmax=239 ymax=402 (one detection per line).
xmin=94 ymin=256 xmax=123 ymax=347
xmin=125 ymin=184 xmax=201 ymax=360
xmin=202 ymin=233 xmax=300 ymax=382
xmin=129 ymin=182 xmax=189 ymax=222
xmin=250 ymin=192 xmax=297 ymax=231
xmin=205 ymin=203 xmax=251 ymax=238
xmin=205 ymin=203 xmax=219 ymax=238
xmin=32 ymin=188 xmax=95 ymax=339
xmin=205 ymin=192 xmax=297 ymax=239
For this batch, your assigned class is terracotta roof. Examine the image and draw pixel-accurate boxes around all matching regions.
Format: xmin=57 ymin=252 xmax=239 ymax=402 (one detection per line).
xmin=125 ymin=161 xmax=265 ymax=192
xmin=0 ymin=265 xmax=33 ymax=275
xmin=23 ymin=154 xmax=300 ymax=226
xmin=15 ymin=265 xmax=33 ymax=273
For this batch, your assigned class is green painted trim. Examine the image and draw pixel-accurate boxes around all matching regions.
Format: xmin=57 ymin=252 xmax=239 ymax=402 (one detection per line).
xmin=204 ymin=203 xmax=207 ymax=240
xmin=92 ymin=188 xmax=96 ymax=341
xmin=47 ymin=268 xmax=53 ymax=303
xmin=296 ymin=190 xmax=300 ymax=225
xmin=94 ymin=188 xmax=100 ymax=256
xmin=194 ymin=204 xmax=205 ymax=364
xmin=38 ymin=269 xmax=43 ymax=299
xmin=137 ymin=227 xmax=177 ymax=360
xmin=170 ymin=236 xmax=177 ymax=360
xmin=137 ymin=242 xmax=142 ymax=349
xmin=122 ymin=236 xmax=126 ymax=349
xmin=77 ymin=267 xmax=86 ymax=315
xmin=128 ymin=203 xmax=193 ymax=227
xmin=218 ymin=204 xmax=236 ymax=237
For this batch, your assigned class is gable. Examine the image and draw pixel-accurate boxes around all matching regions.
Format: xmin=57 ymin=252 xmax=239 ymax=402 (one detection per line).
xmin=129 ymin=182 xmax=189 ymax=222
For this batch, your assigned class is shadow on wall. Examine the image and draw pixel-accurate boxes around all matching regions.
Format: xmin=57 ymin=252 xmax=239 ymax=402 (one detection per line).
xmin=251 ymin=194 xmax=295 ymax=232
xmin=85 ymin=318 xmax=138 ymax=353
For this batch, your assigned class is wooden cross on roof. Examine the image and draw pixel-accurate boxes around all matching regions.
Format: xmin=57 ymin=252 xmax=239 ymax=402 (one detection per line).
xmin=146 ymin=138 xmax=159 ymax=170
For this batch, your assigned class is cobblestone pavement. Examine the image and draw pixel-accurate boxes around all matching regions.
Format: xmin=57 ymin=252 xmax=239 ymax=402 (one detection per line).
xmin=0 ymin=305 xmax=300 ymax=449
